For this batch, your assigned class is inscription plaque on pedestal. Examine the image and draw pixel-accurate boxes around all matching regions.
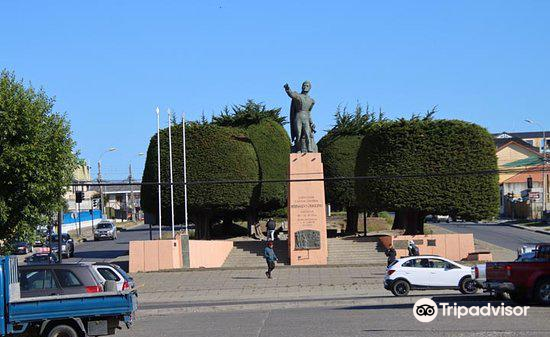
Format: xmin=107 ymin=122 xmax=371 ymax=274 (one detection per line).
xmin=295 ymin=230 xmax=321 ymax=250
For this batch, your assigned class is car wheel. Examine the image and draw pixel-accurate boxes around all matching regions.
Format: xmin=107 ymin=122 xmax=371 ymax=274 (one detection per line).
xmin=47 ymin=324 xmax=78 ymax=337
xmin=391 ymin=280 xmax=410 ymax=297
xmin=510 ymin=291 xmax=529 ymax=305
xmin=534 ymin=278 xmax=550 ymax=306
xmin=459 ymin=277 xmax=478 ymax=294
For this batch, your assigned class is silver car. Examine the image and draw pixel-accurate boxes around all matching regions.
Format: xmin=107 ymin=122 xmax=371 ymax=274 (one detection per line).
xmin=94 ymin=221 xmax=117 ymax=240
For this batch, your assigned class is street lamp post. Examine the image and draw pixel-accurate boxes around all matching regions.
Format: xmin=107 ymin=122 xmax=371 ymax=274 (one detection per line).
xmin=98 ymin=147 xmax=117 ymax=220
xmin=525 ymin=119 xmax=547 ymax=219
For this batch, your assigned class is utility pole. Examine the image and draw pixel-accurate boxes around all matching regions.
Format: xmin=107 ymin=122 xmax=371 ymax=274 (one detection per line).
xmin=98 ymin=160 xmax=104 ymax=219
xmin=525 ymin=119 xmax=547 ymax=219
xmin=57 ymin=210 xmax=63 ymax=263
xmin=129 ymin=163 xmax=136 ymax=222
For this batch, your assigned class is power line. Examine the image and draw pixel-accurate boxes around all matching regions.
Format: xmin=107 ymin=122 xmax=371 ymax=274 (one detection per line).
xmin=70 ymin=166 xmax=548 ymax=187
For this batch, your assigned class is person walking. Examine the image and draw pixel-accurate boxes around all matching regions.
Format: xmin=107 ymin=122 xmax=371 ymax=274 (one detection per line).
xmin=264 ymin=241 xmax=278 ymax=279
xmin=385 ymin=244 xmax=397 ymax=267
xmin=266 ymin=218 xmax=276 ymax=241
xmin=408 ymin=240 xmax=420 ymax=256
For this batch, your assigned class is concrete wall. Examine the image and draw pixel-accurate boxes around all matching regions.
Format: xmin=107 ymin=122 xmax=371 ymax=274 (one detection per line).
xmin=380 ymin=233 xmax=475 ymax=261
xmin=129 ymin=239 xmax=183 ymax=273
xmin=188 ymin=240 xmax=233 ymax=268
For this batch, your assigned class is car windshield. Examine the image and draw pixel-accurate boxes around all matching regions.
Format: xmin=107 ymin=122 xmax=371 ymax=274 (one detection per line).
xmin=97 ymin=223 xmax=113 ymax=229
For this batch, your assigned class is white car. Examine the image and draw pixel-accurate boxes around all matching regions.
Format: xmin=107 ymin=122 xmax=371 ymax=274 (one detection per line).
xmin=91 ymin=263 xmax=135 ymax=291
xmin=384 ymin=255 xmax=478 ymax=296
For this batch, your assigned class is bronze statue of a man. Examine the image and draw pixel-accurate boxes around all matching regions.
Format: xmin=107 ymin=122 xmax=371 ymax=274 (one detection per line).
xmin=284 ymin=81 xmax=318 ymax=153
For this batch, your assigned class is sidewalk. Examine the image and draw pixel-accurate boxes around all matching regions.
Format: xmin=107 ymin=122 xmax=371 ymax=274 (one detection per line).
xmin=508 ymin=222 xmax=550 ymax=236
xmin=134 ymin=265 xmax=388 ymax=305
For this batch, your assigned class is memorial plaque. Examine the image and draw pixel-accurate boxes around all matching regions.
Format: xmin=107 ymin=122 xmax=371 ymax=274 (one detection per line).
xmin=295 ymin=229 xmax=321 ymax=250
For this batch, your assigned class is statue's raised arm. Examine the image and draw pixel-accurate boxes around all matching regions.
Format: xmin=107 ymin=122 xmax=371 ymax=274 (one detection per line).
xmin=284 ymin=83 xmax=299 ymax=99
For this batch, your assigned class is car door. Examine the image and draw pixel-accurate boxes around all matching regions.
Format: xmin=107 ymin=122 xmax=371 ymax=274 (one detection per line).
xmin=400 ymin=258 xmax=432 ymax=286
xmin=19 ymin=268 xmax=61 ymax=298
xmin=427 ymin=259 xmax=465 ymax=287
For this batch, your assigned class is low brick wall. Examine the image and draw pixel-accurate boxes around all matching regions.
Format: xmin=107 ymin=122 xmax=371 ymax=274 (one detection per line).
xmin=380 ymin=233 xmax=475 ymax=261
xmin=188 ymin=240 xmax=234 ymax=268
xmin=129 ymin=239 xmax=183 ymax=273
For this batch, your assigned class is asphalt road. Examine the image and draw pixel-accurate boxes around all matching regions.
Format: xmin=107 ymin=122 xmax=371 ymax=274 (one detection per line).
xmin=64 ymin=224 xmax=168 ymax=263
xmin=120 ymin=295 xmax=550 ymax=337
xmin=436 ymin=222 xmax=549 ymax=251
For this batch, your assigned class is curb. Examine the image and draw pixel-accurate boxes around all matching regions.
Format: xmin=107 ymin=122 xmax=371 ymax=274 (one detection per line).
xmin=135 ymin=295 xmax=421 ymax=317
xmin=133 ymin=263 xmax=386 ymax=274
xmin=508 ymin=224 xmax=550 ymax=236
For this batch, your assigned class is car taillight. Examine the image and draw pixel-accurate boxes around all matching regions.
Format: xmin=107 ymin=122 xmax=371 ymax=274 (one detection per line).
xmin=474 ymin=266 xmax=479 ymax=278
xmin=387 ymin=270 xmax=396 ymax=276
xmin=505 ymin=265 xmax=512 ymax=278
xmin=122 ymin=281 xmax=129 ymax=290
xmin=86 ymin=285 xmax=103 ymax=293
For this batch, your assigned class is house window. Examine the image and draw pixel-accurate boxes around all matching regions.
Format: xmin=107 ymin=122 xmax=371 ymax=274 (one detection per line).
xmin=524 ymin=139 xmax=534 ymax=146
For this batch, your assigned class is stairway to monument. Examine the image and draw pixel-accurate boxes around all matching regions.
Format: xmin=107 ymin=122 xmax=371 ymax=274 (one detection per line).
xmin=327 ymin=236 xmax=387 ymax=265
xmin=222 ymin=239 xmax=290 ymax=268
xmin=222 ymin=236 xmax=387 ymax=268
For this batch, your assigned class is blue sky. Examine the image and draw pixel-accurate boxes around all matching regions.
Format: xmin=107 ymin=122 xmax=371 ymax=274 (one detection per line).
xmin=1 ymin=1 xmax=549 ymax=180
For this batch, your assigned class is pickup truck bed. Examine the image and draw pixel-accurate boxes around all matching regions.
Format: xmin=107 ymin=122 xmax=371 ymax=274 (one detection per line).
xmin=485 ymin=244 xmax=550 ymax=305
xmin=9 ymin=291 xmax=137 ymax=323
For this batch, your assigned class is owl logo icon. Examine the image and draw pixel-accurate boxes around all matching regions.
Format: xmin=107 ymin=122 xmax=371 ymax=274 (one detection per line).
xmin=413 ymin=298 xmax=438 ymax=323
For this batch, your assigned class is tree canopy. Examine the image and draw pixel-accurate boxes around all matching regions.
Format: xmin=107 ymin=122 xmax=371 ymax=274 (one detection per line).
xmin=141 ymin=100 xmax=290 ymax=238
xmin=318 ymin=104 xmax=385 ymax=233
xmin=355 ymin=118 xmax=499 ymax=234
xmin=0 ymin=70 xmax=76 ymax=250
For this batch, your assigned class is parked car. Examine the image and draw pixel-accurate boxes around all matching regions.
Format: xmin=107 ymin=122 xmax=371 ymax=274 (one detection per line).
xmin=485 ymin=243 xmax=550 ymax=305
xmin=12 ymin=242 xmax=31 ymax=255
xmin=24 ymin=253 xmax=59 ymax=265
xmin=384 ymin=255 xmax=477 ymax=296
xmin=92 ymin=262 xmax=135 ymax=291
xmin=94 ymin=221 xmax=118 ymax=240
xmin=49 ymin=233 xmax=75 ymax=258
xmin=19 ymin=263 xmax=104 ymax=298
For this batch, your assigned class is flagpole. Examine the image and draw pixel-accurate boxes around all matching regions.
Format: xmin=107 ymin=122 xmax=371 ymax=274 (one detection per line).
xmin=182 ymin=112 xmax=189 ymax=235
xmin=168 ymin=109 xmax=175 ymax=238
xmin=156 ymin=107 xmax=162 ymax=239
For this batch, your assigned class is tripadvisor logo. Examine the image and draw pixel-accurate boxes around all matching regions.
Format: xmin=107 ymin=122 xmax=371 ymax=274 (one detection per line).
xmin=413 ymin=298 xmax=438 ymax=323
xmin=413 ymin=298 xmax=530 ymax=323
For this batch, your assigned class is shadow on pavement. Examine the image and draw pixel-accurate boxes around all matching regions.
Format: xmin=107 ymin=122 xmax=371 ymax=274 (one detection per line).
xmin=73 ymin=249 xmax=129 ymax=259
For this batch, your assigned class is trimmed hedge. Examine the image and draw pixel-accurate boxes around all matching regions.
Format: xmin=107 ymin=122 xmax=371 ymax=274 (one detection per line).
xmin=355 ymin=119 xmax=500 ymax=221
xmin=141 ymin=124 xmax=260 ymax=223
xmin=246 ymin=120 xmax=290 ymax=211
xmin=317 ymin=134 xmax=363 ymax=210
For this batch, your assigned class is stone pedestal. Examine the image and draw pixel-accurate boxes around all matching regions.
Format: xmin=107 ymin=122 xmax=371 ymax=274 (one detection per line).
xmin=287 ymin=153 xmax=328 ymax=265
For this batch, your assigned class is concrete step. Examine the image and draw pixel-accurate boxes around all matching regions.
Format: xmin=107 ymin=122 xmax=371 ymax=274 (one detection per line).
xmin=222 ymin=237 xmax=387 ymax=268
